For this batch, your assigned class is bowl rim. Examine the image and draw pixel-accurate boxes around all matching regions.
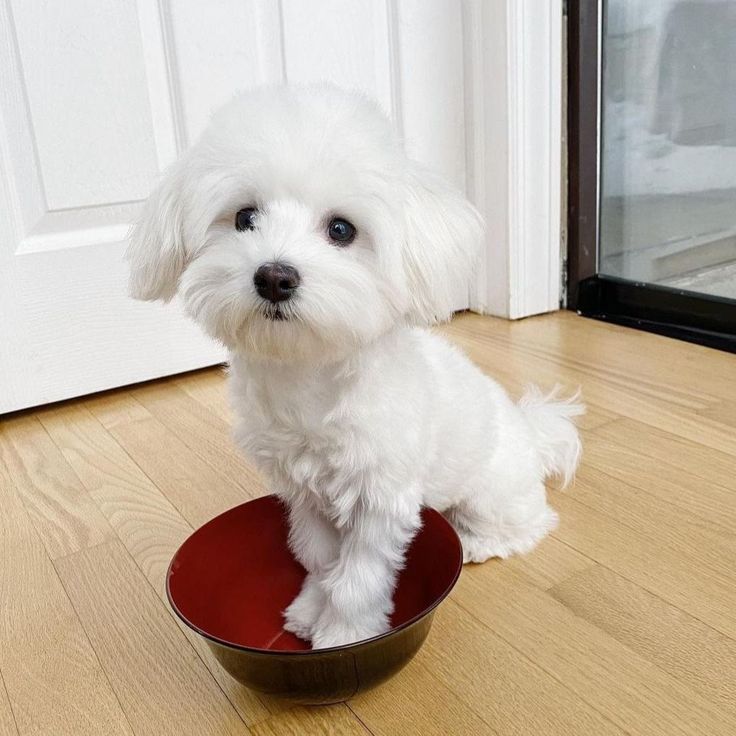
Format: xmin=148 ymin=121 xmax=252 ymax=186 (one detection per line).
xmin=166 ymin=495 xmax=463 ymax=657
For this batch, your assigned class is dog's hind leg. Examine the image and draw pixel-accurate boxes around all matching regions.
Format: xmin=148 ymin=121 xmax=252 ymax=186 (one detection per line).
xmin=445 ymin=481 xmax=558 ymax=564
xmin=447 ymin=386 xmax=581 ymax=564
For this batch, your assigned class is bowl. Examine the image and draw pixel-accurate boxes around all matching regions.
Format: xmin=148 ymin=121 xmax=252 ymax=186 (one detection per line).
xmin=166 ymin=495 xmax=462 ymax=704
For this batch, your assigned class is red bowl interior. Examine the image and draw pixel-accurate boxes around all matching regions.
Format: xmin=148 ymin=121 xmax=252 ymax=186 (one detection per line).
xmin=167 ymin=495 xmax=462 ymax=652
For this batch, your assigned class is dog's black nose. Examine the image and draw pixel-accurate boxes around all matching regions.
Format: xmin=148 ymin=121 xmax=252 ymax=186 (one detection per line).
xmin=253 ymin=262 xmax=300 ymax=303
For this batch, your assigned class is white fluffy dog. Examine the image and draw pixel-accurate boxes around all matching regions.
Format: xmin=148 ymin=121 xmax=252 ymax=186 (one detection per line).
xmin=127 ymin=85 xmax=583 ymax=649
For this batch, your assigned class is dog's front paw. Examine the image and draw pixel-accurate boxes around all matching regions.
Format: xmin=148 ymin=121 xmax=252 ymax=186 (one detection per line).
xmin=283 ymin=574 xmax=325 ymax=641
xmin=310 ymin=611 xmax=388 ymax=649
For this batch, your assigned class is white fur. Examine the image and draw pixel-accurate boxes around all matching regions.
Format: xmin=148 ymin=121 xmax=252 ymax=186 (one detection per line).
xmin=127 ymin=84 xmax=584 ymax=649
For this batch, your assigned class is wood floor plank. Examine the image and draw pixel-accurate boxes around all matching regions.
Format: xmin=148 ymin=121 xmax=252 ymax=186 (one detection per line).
xmin=251 ymin=705 xmax=370 ymax=736
xmin=0 ymin=459 xmax=133 ymax=736
xmin=424 ymin=600 xmax=625 ymax=735
xmin=437 ymin=322 xmax=618 ymax=431
xmin=567 ymin=404 xmax=619 ymax=432
xmin=452 ymin=311 xmax=736 ymax=402
xmin=581 ymin=428 xmax=736 ymax=533
xmin=550 ymin=565 xmax=736 ymax=717
xmin=0 ymin=416 xmax=113 ymax=559
xmin=553 ymin=495 xmax=736 ymax=640
xmin=54 ymin=540 xmax=251 ymax=736
xmin=552 ymin=310 xmax=736 ymax=389
xmin=490 ymin=534 xmax=593 ymax=591
xmin=86 ymin=392 xmax=249 ymax=527
xmin=39 ymin=404 xmax=192 ymax=583
xmin=0 ymin=671 xmax=18 ymax=736
xmin=349 ymin=656 xmax=495 ymax=736
xmin=131 ymin=380 xmax=264 ymax=498
xmin=174 ymin=369 xmax=232 ymax=424
xmin=698 ymin=401 xmax=736 ymax=429
xmin=37 ymin=403 xmax=273 ymax=726
xmin=454 ymin=562 xmax=735 ymax=736
xmin=574 ymin=465 xmax=736 ymax=583
xmin=592 ymin=418 xmax=736 ymax=494
xmin=445 ymin=315 xmax=714 ymax=410
xmin=447 ymin=324 xmax=736 ymax=457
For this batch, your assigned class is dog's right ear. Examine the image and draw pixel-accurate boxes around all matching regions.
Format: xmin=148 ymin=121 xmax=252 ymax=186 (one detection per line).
xmin=126 ymin=161 xmax=188 ymax=302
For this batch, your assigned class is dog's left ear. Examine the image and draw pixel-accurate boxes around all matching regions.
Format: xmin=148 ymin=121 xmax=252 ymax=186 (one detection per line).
xmin=401 ymin=162 xmax=484 ymax=324
xmin=126 ymin=159 xmax=191 ymax=302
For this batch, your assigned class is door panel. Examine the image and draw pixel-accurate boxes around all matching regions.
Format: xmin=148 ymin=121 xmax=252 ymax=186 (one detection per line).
xmin=0 ymin=0 xmax=471 ymax=413
xmin=11 ymin=0 xmax=159 ymax=209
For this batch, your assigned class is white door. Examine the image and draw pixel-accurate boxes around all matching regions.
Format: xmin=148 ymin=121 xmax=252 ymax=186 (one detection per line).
xmin=0 ymin=0 xmax=473 ymax=413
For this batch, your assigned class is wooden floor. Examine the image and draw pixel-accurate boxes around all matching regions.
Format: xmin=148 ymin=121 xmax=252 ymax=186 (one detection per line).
xmin=1 ymin=311 xmax=735 ymax=735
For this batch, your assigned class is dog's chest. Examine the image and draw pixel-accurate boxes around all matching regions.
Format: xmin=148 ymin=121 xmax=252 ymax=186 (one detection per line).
xmin=235 ymin=376 xmax=364 ymax=500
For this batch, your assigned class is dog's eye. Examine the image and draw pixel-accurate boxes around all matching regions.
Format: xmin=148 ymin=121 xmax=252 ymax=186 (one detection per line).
xmin=327 ymin=217 xmax=356 ymax=245
xmin=235 ymin=207 xmax=259 ymax=231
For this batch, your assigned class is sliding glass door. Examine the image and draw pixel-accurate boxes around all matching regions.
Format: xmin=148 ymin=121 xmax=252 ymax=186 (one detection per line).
xmin=568 ymin=0 xmax=736 ymax=351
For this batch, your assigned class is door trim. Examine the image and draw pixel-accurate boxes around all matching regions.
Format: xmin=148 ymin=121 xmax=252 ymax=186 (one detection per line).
xmin=566 ymin=0 xmax=599 ymax=310
xmin=467 ymin=0 xmax=563 ymax=318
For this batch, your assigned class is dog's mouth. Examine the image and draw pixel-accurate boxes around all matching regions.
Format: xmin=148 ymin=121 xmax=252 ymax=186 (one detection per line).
xmin=262 ymin=305 xmax=289 ymax=321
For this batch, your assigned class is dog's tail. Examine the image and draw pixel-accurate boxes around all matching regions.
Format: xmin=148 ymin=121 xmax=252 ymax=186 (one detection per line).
xmin=518 ymin=385 xmax=585 ymax=488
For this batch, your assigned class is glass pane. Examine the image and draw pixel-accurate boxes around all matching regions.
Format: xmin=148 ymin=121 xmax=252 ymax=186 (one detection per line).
xmin=600 ymin=0 xmax=736 ymax=301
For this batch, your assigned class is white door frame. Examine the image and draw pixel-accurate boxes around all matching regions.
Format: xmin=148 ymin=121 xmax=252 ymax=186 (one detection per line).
xmin=466 ymin=0 xmax=563 ymax=319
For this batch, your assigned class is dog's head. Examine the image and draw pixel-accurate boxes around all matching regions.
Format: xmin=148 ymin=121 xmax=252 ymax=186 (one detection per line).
xmin=127 ymin=85 xmax=482 ymax=361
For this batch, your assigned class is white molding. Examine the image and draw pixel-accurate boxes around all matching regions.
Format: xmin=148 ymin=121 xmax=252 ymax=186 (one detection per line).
xmin=253 ymin=0 xmax=286 ymax=85
xmin=467 ymin=0 xmax=563 ymax=318
xmin=15 ymin=202 xmax=141 ymax=254
xmin=382 ymin=0 xmax=404 ymax=134
xmin=136 ymin=0 xmax=185 ymax=165
xmin=463 ymin=0 xmax=504 ymax=316
xmin=0 ymin=0 xmax=46 ymax=241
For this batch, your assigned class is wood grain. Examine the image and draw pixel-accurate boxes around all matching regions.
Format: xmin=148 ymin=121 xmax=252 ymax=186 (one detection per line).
xmin=86 ymin=392 xmax=250 ymax=527
xmin=451 ymin=310 xmax=736 ymax=401
xmin=550 ymin=566 xmax=736 ymax=717
xmin=349 ymin=656 xmax=495 ymax=736
xmin=250 ymin=705 xmax=369 ymax=736
xmin=424 ymin=600 xmax=625 ymax=735
xmin=573 ymin=465 xmax=736 ymax=580
xmin=39 ymin=403 xmax=192 ymax=584
xmin=438 ymin=321 xmax=618 ymax=432
xmin=0 ymin=456 xmax=133 ymax=736
xmin=174 ymin=368 xmax=232 ymax=423
xmin=496 ymin=534 xmax=593 ymax=590
xmin=54 ymin=540 xmax=250 ymax=736
xmin=0 ymin=416 xmax=113 ymax=559
xmin=454 ymin=563 xmax=735 ymax=735
xmin=592 ymin=418 xmax=736 ymax=499
xmin=444 ymin=318 xmax=712 ymax=410
xmin=131 ymin=380 xmax=264 ymax=496
xmin=698 ymin=401 xmax=736 ymax=429
xmin=580 ymin=429 xmax=736 ymax=534
xmin=37 ymin=403 xmax=272 ymax=726
xmin=443 ymin=315 xmax=736 ymax=456
xmin=553 ymin=495 xmax=736 ymax=640
xmin=0 ymin=671 xmax=18 ymax=736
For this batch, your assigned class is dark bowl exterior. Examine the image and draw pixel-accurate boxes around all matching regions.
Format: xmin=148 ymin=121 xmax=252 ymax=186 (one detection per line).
xmin=207 ymin=611 xmax=434 ymax=704
xmin=166 ymin=495 xmax=462 ymax=704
